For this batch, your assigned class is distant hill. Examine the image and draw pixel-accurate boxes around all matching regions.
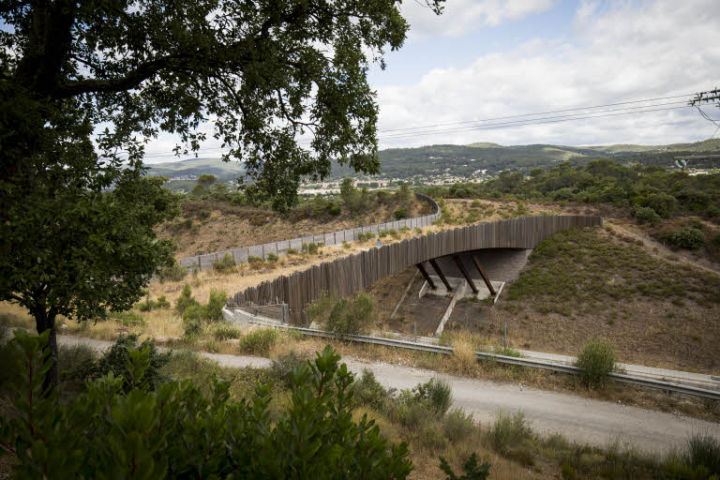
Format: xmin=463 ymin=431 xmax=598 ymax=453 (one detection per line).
xmin=148 ymin=139 xmax=720 ymax=189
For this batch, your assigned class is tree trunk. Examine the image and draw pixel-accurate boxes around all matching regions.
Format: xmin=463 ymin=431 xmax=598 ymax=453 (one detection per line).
xmin=34 ymin=310 xmax=59 ymax=395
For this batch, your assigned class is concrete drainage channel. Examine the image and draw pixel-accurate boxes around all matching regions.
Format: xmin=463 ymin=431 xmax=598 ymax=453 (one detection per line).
xmin=223 ymin=307 xmax=720 ymax=401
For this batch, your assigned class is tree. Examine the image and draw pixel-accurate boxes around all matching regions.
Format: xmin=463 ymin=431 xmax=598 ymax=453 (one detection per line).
xmin=1 ymin=334 xmax=414 ymax=478
xmin=0 ymin=163 xmax=178 ymax=392
xmin=1 ymin=0 xmax=444 ymax=212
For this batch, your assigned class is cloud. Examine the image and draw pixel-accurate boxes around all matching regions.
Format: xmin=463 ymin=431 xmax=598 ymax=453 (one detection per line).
xmin=401 ymin=0 xmax=558 ymax=39
xmin=376 ymin=0 xmax=720 ymax=148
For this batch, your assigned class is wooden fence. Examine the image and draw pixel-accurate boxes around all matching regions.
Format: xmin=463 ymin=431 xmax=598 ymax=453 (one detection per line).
xmin=227 ymin=215 xmax=603 ymax=325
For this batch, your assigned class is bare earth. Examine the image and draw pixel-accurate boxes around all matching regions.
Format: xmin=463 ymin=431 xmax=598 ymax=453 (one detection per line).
xmin=56 ymin=334 xmax=720 ymax=454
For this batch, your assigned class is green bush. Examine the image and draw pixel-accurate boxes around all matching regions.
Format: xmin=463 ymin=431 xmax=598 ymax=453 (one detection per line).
xmin=58 ymin=344 xmax=97 ymax=382
xmin=205 ymin=289 xmax=228 ymax=321
xmin=160 ymin=259 xmax=188 ymax=282
xmin=240 ymin=328 xmax=279 ymax=355
xmin=646 ymin=193 xmax=677 ymax=218
xmin=324 ymin=293 xmax=375 ymax=336
xmin=575 ymin=338 xmax=617 ymax=388
xmin=156 ymin=295 xmax=171 ymax=309
xmin=417 ymin=377 xmax=453 ymax=416
xmin=266 ymin=252 xmax=278 ymax=262
xmin=667 ymin=227 xmax=705 ymax=249
xmin=0 ymin=335 xmax=413 ymax=479
xmin=286 ymin=248 xmax=298 ymax=255
xmin=393 ymin=209 xmax=408 ymax=220
xmin=488 ymin=411 xmax=533 ymax=454
xmin=137 ymin=296 xmax=157 ymax=312
xmin=175 ymin=284 xmax=199 ymax=315
xmin=213 ymin=252 xmax=236 ymax=272
xmin=439 ymin=453 xmax=491 ymax=480
xmin=213 ymin=324 xmax=242 ymax=341
xmin=329 ymin=204 xmax=342 ymax=216
xmin=633 ymin=206 xmax=662 ymax=225
xmin=388 ymin=228 xmax=399 ymax=238
xmin=248 ymin=255 xmax=264 ymax=263
xmin=270 ymin=350 xmax=309 ymax=387
xmin=95 ymin=334 xmax=171 ymax=391
xmin=183 ymin=303 xmax=206 ymax=324
xmin=307 ymin=242 xmax=320 ymax=255
xmin=379 ymin=230 xmax=388 ymax=238
xmin=111 ymin=311 xmax=146 ymax=327
xmin=443 ymin=408 xmax=475 ymax=442
xmin=686 ymin=433 xmax=720 ymax=476
xmin=353 ymin=369 xmax=389 ymax=410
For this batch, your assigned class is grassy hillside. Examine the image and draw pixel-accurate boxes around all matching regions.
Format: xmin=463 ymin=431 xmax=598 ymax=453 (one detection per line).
xmin=147 ymin=158 xmax=244 ymax=191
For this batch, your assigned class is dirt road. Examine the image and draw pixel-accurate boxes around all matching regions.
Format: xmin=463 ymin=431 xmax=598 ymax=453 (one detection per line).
xmin=58 ymin=335 xmax=720 ymax=453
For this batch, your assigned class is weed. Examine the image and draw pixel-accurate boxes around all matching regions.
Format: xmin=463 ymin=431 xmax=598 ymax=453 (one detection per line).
xmin=685 ymin=433 xmax=720 ymax=475
xmin=213 ymin=324 xmax=242 ymax=341
xmin=443 ymin=408 xmax=476 ymax=442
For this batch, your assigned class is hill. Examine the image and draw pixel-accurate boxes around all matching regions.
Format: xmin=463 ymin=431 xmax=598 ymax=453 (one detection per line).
xmin=147 ymin=157 xmax=244 ymax=192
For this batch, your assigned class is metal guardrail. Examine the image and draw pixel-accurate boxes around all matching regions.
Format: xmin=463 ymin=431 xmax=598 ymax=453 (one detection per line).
xmin=258 ymin=323 xmax=720 ymax=401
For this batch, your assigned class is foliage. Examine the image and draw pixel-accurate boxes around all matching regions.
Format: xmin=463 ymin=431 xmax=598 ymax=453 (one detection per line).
xmin=575 ymin=338 xmax=617 ymax=388
xmin=686 ymin=433 xmax=720 ymax=476
xmin=239 ymin=329 xmax=279 ymax=355
xmin=645 ymin=193 xmax=678 ymax=218
xmin=266 ymin=253 xmax=279 ymax=262
xmin=175 ymin=284 xmax=200 ymax=315
xmin=488 ymin=411 xmax=534 ymax=455
xmin=439 ymin=453 xmax=491 ymax=480
xmin=213 ymin=325 xmax=242 ymax=341
xmin=632 ymin=206 xmax=662 ymax=225
xmin=270 ymin=351 xmax=310 ymax=387
xmin=0 ymin=333 xmax=414 ymax=478
xmin=92 ymin=334 xmax=171 ymax=392
xmin=393 ymin=209 xmax=408 ymax=220
xmin=442 ymin=408 xmax=476 ymax=442
xmin=353 ymin=369 xmax=390 ymax=410
xmin=156 ymin=296 xmax=171 ymax=310
xmin=111 ymin=311 xmax=146 ymax=327
xmin=410 ymin=377 xmax=453 ymax=417
xmin=205 ymin=289 xmax=228 ymax=321
xmin=666 ymin=227 xmax=706 ymax=249
xmin=160 ymin=260 xmax=188 ymax=283
xmin=213 ymin=253 xmax=236 ymax=272
xmin=325 ymin=293 xmax=376 ymax=336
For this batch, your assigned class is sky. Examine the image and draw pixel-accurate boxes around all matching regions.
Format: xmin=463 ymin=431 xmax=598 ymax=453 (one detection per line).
xmin=31 ymin=0 xmax=718 ymax=163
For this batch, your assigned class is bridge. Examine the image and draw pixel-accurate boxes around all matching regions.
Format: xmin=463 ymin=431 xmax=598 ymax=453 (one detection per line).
xmin=227 ymin=214 xmax=603 ymax=325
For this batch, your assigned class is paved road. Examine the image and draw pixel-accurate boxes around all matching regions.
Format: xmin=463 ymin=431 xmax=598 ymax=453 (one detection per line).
xmin=58 ymin=335 xmax=720 ymax=453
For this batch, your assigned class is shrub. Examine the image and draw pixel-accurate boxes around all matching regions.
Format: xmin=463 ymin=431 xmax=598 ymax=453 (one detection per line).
xmin=439 ymin=453 xmax=491 ymax=480
xmin=329 ymin=204 xmax=341 ymax=216
xmin=271 ymin=350 xmax=309 ymax=386
xmin=353 ymin=369 xmax=389 ymax=410
xmin=213 ymin=252 xmax=236 ymax=272
xmin=111 ymin=311 xmax=145 ymax=327
xmin=183 ymin=316 xmax=204 ymax=338
xmin=205 ymin=289 xmax=228 ymax=321
xmin=646 ymin=193 xmax=677 ymax=218
xmin=175 ymin=284 xmax=199 ymax=315
xmin=213 ymin=325 xmax=242 ymax=341
xmin=415 ymin=227 xmax=423 ymax=234
xmin=667 ymin=227 xmax=705 ymax=249
xmin=633 ymin=206 xmax=661 ymax=225
xmin=248 ymin=255 xmax=264 ymax=263
xmin=418 ymin=377 xmax=453 ymax=416
xmin=240 ymin=328 xmax=279 ymax=355
xmin=307 ymin=242 xmax=319 ymax=255
xmin=379 ymin=230 xmax=388 ymax=238
xmin=575 ymin=338 xmax=617 ymax=388
xmin=156 ymin=295 xmax=171 ymax=309
xmin=286 ymin=248 xmax=298 ymax=255
xmin=137 ymin=296 xmax=157 ymax=312
xmin=1 ymin=336 xmax=414 ymax=479
xmin=266 ymin=252 xmax=278 ymax=262
xmin=95 ymin=334 xmax=170 ymax=391
xmin=393 ymin=209 xmax=408 ymax=220
xmin=400 ymin=226 xmax=410 ymax=233
xmin=160 ymin=259 xmax=188 ymax=282
xmin=685 ymin=433 xmax=720 ymax=476
xmin=183 ymin=303 xmax=206 ymax=324
xmin=343 ymin=240 xmax=351 ymax=249
xmin=443 ymin=408 xmax=475 ymax=442
xmin=388 ymin=228 xmax=399 ymax=238
xmin=324 ymin=293 xmax=375 ymax=336
xmin=488 ymin=411 xmax=533 ymax=454
xmin=58 ymin=344 xmax=97 ymax=382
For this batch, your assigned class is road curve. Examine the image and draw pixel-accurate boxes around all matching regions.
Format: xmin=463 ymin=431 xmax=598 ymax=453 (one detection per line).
xmin=57 ymin=335 xmax=719 ymax=453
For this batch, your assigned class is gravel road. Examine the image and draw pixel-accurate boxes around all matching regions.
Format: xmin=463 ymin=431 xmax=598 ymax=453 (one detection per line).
xmin=58 ymin=335 xmax=720 ymax=453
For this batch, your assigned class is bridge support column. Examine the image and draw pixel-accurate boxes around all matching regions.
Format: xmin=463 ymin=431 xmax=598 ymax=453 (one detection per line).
xmin=429 ymin=259 xmax=452 ymax=292
xmin=471 ymin=255 xmax=496 ymax=296
xmin=415 ymin=262 xmax=436 ymax=289
xmin=453 ymin=255 xmax=479 ymax=294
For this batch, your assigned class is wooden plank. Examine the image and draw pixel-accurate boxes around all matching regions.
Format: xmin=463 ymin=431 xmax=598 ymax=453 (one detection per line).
xmin=416 ymin=262 xmax=436 ymax=289
xmin=429 ymin=258 xmax=452 ymax=291
xmin=471 ymin=255 xmax=496 ymax=296
xmin=453 ymin=254 xmax=478 ymax=294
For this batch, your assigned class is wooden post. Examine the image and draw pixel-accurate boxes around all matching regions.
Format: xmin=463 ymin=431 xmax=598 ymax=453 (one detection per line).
xmin=416 ymin=263 xmax=436 ymax=289
xmin=429 ymin=259 xmax=452 ymax=292
xmin=453 ymin=255 xmax=478 ymax=294
xmin=471 ymin=255 xmax=496 ymax=296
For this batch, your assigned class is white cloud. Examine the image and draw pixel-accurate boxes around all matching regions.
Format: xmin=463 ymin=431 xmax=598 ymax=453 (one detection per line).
xmin=376 ymin=0 xmax=720 ymax=148
xmin=401 ymin=0 xmax=558 ymax=39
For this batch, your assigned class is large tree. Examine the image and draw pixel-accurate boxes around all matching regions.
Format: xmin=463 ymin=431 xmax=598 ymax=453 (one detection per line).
xmin=1 ymin=0 xmax=443 ymax=211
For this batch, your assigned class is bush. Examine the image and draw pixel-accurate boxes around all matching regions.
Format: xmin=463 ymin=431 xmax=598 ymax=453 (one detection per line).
xmin=307 ymin=242 xmax=320 ymax=255
xmin=646 ymin=193 xmax=677 ymax=218
xmin=58 ymin=344 xmax=97 ymax=382
xmin=111 ymin=311 xmax=146 ymax=327
xmin=137 ymin=296 xmax=157 ymax=312
xmin=488 ymin=411 xmax=533 ymax=454
xmin=633 ymin=206 xmax=662 ymax=225
xmin=248 ymin=255 xmax=264 ymax=263
xmin=379 ymin=230 xmax=388 ymax=238
xmin=329 ymin=204 xmax=341 ymax=216
xmin=156 ymin=295 xmax=171 ymax=309
xmin=240 ymin=328 xmax=279 ymax=355
xmin=353 ymin=369 xmax=389 ymax=410
xmin=324 ymin=293 xmax=375 ymax=336
xmin=266 ymin=253 xmax=278 ymax=262
xmin=686 ymin=433 xmax=720 ymax=476
xmin=183 ymin=303 xmax=205 ymax=324
xmin=388 ymin=228 xmax=399 ymax=238
xmin=1 ymin=336 xmax=414 ymax=479
xmin=443 ymin=408 xmax=475 ymax=442
xmin=418 ymin=377 xmax=453 ymax=416
xmin=286 ymin=248 xmax=298 ymax=255
xmin=270 ymin=350 xmax=309 ymax=387
xmin=160 ymin=259 xmax=188 ymax=282
xmin=205 ymin=288 xmax=228 ymax=321
xmin=393 ymin=209 xmax=408 ymax=220
xmin=175 ymin=284 xmax=199 ymax=315
xmin=213 ymin=324 xmax=242 ymax=341
xmin=439 ymin=453 xmax=491 ymax=480
xmin=213 ymin=252 xmax=236 ymax=272
xmin=95 ymin=334 xmax=171 ymax=391
xmin=575 ymin=338 xmax=617 ymax=388
xmin=667 ymin=227 xmax=705 ymax=249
